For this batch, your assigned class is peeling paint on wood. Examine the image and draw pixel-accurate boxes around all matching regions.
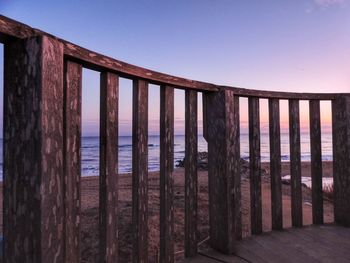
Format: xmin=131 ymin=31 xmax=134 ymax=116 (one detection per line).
xmin=63 ymin=60 xmax=82 ymax=263
xmin=207 ymin=90 xmax=241 ymax=254
xmin=100 ymin=72 xmax=119 ymax=262
xmin=132 ymin=79 xmax=149 ymax=263
xmin=4 ymin=35 xmax=64 ymax=263
xmin=332 ymin=95 xmax=350 ymax=227
xmin=160 ymin=85 xmax=175 ymax=262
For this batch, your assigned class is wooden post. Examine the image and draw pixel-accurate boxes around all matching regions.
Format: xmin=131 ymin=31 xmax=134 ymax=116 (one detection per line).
xmin=159 ymin=85 xmax=175 ymax=262
xmin=207 ymin=90 xmax=241 ymax=254
xmin=248 ymin=97 xmax=262 ymax=235
xmin=3 ymin=36 xmax=64 ymax=262
xmin=132 ymin=79 xmax=149 ymax=262
xmin=185 ymin=90 xmax=198 ymax=257
xmin=63 ymin=61 xmax=82 ymax=263
xmin=332 ymin=95 xmax=350 ymax=227
xmin=289 ymin=99 xmax=303 ymax=227
xmin=309 ymin=100 xmax=323 ymax=225
xmin=100 ymin=72 xmax=119 ymax=262
xmin=269 ymin=98 xmax=283 ymax=230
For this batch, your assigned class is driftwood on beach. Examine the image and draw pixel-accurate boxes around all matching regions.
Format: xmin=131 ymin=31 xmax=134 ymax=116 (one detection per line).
xmin=176 ymin=151 xmax=269 ymax=177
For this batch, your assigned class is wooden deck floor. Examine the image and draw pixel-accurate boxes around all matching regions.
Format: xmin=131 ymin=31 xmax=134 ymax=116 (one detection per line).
xmin=184 ymin=225 xmax=350 ymax=263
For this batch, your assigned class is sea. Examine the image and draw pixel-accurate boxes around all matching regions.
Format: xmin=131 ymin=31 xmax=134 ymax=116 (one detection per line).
xmin=0 ymin=132 xmax=333 ymax=179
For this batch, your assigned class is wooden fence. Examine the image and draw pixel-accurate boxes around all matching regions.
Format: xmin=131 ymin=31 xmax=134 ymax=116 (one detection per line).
xmin=0 ymin=15 xmax=349 ymax=263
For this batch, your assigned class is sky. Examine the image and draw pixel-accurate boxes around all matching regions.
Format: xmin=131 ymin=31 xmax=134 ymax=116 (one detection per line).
xmin=0 ymin=0 xmax=349 ymax=136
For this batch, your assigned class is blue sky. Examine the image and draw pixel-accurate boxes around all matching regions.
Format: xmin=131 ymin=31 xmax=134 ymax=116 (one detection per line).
xmin=0 ymin=0 xmax=349 ymax=135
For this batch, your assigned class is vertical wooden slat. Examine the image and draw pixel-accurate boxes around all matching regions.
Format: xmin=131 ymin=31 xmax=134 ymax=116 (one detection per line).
xmin=4 ymin=36 xmax=64 ymax=262
xmin=248 ymin=97 xmax=262 ymax=235
xmin=202 ymin=92 xmax=208 ymax=141
xmin=332 ymin=95 xmax=350 ymax=227
xmin=268 ymin=98 xmax=283 ymax=230
xmin=207 ymin=90 xmax=241 ymax=254
xmin=185 ymin=90 xmax=198 ymax=257
xmin=159 ymin=85 xmax=175 ymax=262
xmin=64 ymin=61 xmax=82 ymax=263
xmin=100 ymin=72 xmax=119 ymax=262
xmin=309 ymin=100 xmax=324 ymax=225
xmin=289 ymin=99 xmax=303 ymax=227
xmin=132 ymin=79 xmax=149 ymax=262
xmin=231 ymin=95 xmax=242 ymax=241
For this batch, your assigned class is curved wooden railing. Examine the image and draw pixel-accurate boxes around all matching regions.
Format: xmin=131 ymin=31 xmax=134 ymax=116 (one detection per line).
xmin=1 ymin=15 xmax=350 ymax=263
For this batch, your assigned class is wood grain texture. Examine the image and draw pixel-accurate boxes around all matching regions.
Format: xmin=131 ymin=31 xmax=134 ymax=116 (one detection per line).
xmin=185 ymin=90 xmax=198 ymax=257
xmin=0 ymin=16 xmax=217 ymax=92
xmin=63 ymin=61 xmax=82 ymax=263
xmin=222 ymin=86 xmax=340 ymax=100
xmin=248 ymin=97 xmax=262 ymax=235
xmin=159 ymin=85 xmax=175 ymax=262
xmin=191 ymin=225 xmax=350 ymax=263
xmin=132 ymin=79 xmax=149 ymax=262
xmin=4 ymin=36 xmax=64 ymax=263
xmin=2 ymin=15 xmax=350 ymax=98
xmin=268 ymin=99 xmax=283 ymax=230
xmin=100 ymin=72 xmax=119 ymax=262
xmin=309 ymin=100 xmax=324 ymax=225
xmin=207 ymin=90 xmax=241 ymax=254
xmin=202 ymin=92 xmax=208 ymax=142
xmin=288 ymin=99 xmax=303 ymax=227
xmin=332 ymin=95 xmax=350 ymax=227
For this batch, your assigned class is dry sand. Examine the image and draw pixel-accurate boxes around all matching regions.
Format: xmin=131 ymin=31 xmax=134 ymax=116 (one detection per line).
xmin=0 ymin=161 xmax=334 ymax=262
xmin=80 ymin=161 xmax=334 ymax=262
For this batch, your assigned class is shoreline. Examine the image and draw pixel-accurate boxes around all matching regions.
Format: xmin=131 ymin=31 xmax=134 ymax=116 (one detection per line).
xmin=79 ymin=160 xmax=334 ymax=178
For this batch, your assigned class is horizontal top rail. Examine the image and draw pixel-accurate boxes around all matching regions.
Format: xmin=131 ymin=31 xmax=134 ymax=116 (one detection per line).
xmin=1 ymin=15 xmax=349 ymax=98
xmin=222 ymin=86 xmax=348 ymax=100
xmin=0 ymin=15 xmax=217 ymax=92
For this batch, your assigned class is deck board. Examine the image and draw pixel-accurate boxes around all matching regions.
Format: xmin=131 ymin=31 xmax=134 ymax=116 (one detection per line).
xmin=189 ymin=225 xmax=350 ymax=263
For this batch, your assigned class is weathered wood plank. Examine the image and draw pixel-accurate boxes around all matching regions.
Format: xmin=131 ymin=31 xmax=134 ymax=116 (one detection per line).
xmin=202 ymin=93 xmax=208 ymax=141
xmin=198 ymin=250 xmax=247 ymax=263
xmin=289 ymin=99 xmax=303 ymax=227
xmin=182 ymin=254 xmax=219 ymax=263
xmin=4 ymin=36 xmax=64 ymax=262
xmin=63 ymin=61 xmax=82 ymax=263
xmin=207 ymin=90 xmax=241 ymax=254
xmin=198 ymin=225 xmax=350 ymax=263
xmin=0 ymin=15 xmax=217 ymax=91
xmin=159 ymin=85 xmax=175 ymax=262
xmin=268 ymin=98 xmax=283 ymax=230
xmin=132 ymin=79 xmax=149 ymax=262
xmin=309 ymin=100 xmax=323 ymax=225
xmin=249 ymin=97 xmax=262 ymax=235
xmin=2 ymin=15 xmax=350 ymax=98
xmin=223 ymin=85 xmax=340 ymax=100
xmin=100 ymin=72 xmax=119 ymax=262
xmin=185 ymin=90 xmax=198 ymax=257
xmin=332 ymin=95 xmax=350 ymax=227
xmin=254 ymin=232 xmax=319 ymax=263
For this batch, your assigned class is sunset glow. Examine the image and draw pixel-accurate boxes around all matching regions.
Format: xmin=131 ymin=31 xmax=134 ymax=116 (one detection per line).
xmin=0 ymin=0 xmax=349 ymax=136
